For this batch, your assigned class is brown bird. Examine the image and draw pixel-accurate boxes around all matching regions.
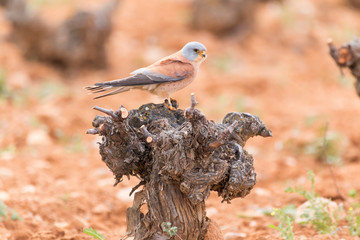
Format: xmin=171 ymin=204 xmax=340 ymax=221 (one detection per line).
xmin=86 ymin=42 xmax=207 ymax=100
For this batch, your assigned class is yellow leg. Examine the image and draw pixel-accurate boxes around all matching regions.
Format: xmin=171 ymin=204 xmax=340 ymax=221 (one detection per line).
xmin=164 ymin=97 xmax=177 ymax=110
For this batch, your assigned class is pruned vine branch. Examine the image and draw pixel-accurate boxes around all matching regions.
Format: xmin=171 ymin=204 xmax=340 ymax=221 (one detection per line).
xmin=328 ymin=38 xmax=360 ymax=97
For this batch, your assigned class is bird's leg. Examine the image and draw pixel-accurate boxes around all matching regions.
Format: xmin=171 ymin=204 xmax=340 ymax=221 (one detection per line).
xmin=164 ymin=97 xmax=178 ymax=110
xmin=170 ymin=97 xmax=179 ymax=109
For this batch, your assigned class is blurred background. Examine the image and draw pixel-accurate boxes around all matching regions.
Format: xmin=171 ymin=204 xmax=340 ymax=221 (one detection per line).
xmin=0 ymin=0 xmax=360 ymax=239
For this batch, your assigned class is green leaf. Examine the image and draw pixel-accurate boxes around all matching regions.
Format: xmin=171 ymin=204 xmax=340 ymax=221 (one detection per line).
xmin=268 ymin=224 xmax=279 ymax=230
xmin=11 ymin=210 xmax=22 ymax=221
xmin=83 ymin=228 xmax=106 ymax=240
xmin=348 ymin=189 xmax=358 ymax=198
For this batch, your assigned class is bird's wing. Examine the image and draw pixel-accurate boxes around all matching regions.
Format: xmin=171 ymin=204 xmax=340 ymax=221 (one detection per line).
xmin=86 ymin=59 xmax=194 ymax=98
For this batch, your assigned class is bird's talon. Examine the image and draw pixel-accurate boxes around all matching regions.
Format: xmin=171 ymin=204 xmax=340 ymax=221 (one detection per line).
xmin=168 ymin=105 xmax=176 ymax=111
xmin=170 ymin=98 xmax=179 ymax=109
xmin=164 ymin=98 xmax=177 ymax=111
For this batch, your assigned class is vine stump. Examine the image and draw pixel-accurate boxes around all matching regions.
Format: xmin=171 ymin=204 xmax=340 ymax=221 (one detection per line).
xmin=87 ymin=94 xmax=272 ymax=240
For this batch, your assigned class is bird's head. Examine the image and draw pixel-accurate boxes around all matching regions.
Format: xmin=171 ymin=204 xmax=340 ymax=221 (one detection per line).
xmin=182 ymin=42 xmax=207 ymax=63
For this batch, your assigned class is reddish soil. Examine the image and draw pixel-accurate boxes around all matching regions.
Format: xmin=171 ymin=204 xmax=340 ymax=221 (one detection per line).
xmin=1 ymin=0 xmax=360 ymax=239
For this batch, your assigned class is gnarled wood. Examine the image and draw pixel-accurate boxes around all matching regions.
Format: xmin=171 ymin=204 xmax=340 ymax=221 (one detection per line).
xmin=87 ymin=94 xmax=272 ymax=240
xmin=328 ymin=38 xmax=360 ymax=97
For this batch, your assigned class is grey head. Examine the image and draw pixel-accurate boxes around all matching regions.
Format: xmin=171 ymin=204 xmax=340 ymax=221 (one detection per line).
xmin=181 ymin=42 xmax=207 ymax=61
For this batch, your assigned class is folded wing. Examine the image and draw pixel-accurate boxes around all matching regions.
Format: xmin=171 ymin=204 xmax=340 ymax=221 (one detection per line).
xmin=86 ymin=59 xmax=194 ymax=99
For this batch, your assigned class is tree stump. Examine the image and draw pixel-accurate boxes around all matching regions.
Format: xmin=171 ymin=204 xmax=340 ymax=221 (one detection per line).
xmin=87 ymin=94 xmax=272 ymax=240
xmin=328 ymin=38 xmax=360 ymax=97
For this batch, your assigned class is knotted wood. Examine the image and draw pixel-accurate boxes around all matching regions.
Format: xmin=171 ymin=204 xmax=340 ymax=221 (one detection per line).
xmin=328 ymin=38 xmax=360 ymax=97
xmin=87 ymin=95 xmax=272 ymax=240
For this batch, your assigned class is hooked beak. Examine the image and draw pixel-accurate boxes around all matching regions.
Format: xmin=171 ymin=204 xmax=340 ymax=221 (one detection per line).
xmin=200 ymin=50 xmax=207 ymax=58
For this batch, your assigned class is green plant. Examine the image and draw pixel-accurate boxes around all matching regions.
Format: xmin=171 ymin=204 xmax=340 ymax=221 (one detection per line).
xmin=346 ymin=189 xmax=360 ymax=236
xmin=83 ymin=228 xmax=106 ymax=240
xmin=0 ymin=68 xmax=6 ymax=98
xmin=304 ymin=125 xmax=344 ymax=165
xmin=269 ymin=205 xmax=296 ymax=240
xmin=285 ymin=170 xmax=342 ymax=235
xmin=161 ymin=222 xmax=183 ymax=239
xmin=0 ymin=201 xmax=22 ymax=221
xmin=348 ymin=189 xmax=358 ymax=198
xmin=346 ymin=203 xmax=360 ymax=236
xmin=285 ymin=170 xmax=317 ymax=200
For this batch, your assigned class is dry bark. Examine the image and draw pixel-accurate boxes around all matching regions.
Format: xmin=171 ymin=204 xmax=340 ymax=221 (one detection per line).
xmin=0 ymin=0 xmax=118 ymax=69
xmin=328 ymin=38 xmax=360 ymax=97
xmin=87 ymin=94 xmax=272 ymax=240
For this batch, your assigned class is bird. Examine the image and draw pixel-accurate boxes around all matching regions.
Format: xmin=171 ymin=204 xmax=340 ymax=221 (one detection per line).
xmin=86 ymin=42 xmax=207 ymax=104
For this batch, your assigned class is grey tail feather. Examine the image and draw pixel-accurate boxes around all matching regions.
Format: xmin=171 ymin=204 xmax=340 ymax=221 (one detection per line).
xmin=93 ymin=86 xmax=131 ymax=99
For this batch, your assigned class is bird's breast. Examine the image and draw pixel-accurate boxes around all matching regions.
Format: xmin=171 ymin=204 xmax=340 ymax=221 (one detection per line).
xmin=151 ymin=74 xmax=196 ymax=98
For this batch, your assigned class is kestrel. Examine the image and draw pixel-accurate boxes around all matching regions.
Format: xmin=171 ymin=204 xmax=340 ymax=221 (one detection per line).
xmin=86 ymin=42 xmax=207 ymax=100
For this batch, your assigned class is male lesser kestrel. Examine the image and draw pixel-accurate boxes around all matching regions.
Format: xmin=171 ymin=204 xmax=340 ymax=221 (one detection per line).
xmin=86 ymin=42 xmax=207 ymax=100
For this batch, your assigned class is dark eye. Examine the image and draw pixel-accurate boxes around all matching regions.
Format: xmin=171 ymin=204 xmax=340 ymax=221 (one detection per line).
xmin=194 ymin=49 xmax=199 ymax=53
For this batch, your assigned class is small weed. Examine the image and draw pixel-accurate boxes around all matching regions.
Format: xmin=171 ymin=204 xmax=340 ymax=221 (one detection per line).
xmin=285 ymin=170 xmax=342 ymax=235
xmin=269 ymin=205 xmax=296 ymax=240
xmin=348 ymin=189 xmax=358 ymax=198
xmin=285 ymin=170 xmax=317 ymax=200
xmin=346 ymin=189 xmax=360 ymax=236
xmin=61 ymin=193 xmax=71 ymax=203
xmin=270 ymin=171 xmax=345 ymax=238
xmin=346 ymin=203 xmax=360 ymax=236
xmin=161 ymin=222 xmax=183 ymax=239
xmin=304 ymin=124 xmax=344 ymax=165
xmin=10 ymin=211 xmax=22 ymax=221
xmin=0 ymin=201 xmax=22 ymax=221
xmin=0 ymin=68 xmax=6 ymax=98
xmin=83 ymin=227 xmax=106 ymax=240
xmin=0 ymin=144 xmax=16 ymax=160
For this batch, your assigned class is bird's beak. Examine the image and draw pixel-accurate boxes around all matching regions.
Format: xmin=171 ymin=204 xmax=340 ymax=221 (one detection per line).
xmin=200 ymin=50 xmax=207 ymax=58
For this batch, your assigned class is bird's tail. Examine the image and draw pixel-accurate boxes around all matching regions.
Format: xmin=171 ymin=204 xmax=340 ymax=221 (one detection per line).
xmin=85 ymin=83 xmax=131 ymax=99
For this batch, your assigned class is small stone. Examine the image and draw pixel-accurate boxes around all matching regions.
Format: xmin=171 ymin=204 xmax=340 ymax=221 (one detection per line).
xmin=26 ymin=130 xmax=52 ymax=146
xmin=0 ymin=191 xmax=10 ymax=201
xmin=254 ymin=187 xmax=270 ymax=196
xmin=224 ymin=232 xmax=247 ymax=239
xmin=295 ymin=197 xmax=341 ymax=223
xmin=22 ymin=185 xmax=36 ymax=194
xmin=92 ymin=203 xmax=109 ymax=214
xmin=249 ymin=220 xmax=257 ymax=227
xmin=54 ymin=221 xmax=69 ymax=229
xmin=0 ymin=168 xmax=13 ymax=177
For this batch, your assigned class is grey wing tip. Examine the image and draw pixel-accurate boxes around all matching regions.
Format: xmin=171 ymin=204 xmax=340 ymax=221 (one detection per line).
xmin=85 ymin=84 xmax=105 ymax=91
xmin=93 ymin=95 xmax=105 ymax=100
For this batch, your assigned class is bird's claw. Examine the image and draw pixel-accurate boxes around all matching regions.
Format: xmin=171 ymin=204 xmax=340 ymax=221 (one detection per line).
xmin=164 ymin=98 xmax=178 ymax=110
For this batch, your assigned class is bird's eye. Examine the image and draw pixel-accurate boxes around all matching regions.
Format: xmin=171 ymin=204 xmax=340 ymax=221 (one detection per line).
xmin=194 ymin=49 xmax=199 ymax=53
